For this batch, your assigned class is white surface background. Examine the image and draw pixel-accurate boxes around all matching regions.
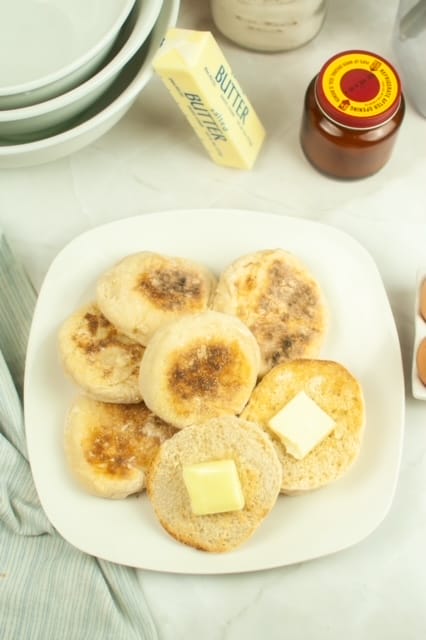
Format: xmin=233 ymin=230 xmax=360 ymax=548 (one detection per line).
xmin=1 ymin=0 xmax=426 ymax=638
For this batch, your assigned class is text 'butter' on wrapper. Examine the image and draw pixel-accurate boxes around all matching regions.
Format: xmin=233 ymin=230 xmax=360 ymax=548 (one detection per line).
xmin=153 ymin=28 xmax=266 ymax=170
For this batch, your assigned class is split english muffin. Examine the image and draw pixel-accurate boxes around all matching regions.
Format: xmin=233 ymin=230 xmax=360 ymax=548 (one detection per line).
xmin=96 ymin=251 xmax=217 ymax=346
xmin=64 ymin=395 xmax=178 ymax=499
xmin=58 ymin=302 xmax=145 ymax=404
xmin=139 ymin=310 xmax=261 ymax=429
xmin=147 ymin=416 xmax=282 ymax=553
xmin=213 ymin=248 xmax=328 ymax=377
xmin=242 ymin=359 xmax=365 ymax=494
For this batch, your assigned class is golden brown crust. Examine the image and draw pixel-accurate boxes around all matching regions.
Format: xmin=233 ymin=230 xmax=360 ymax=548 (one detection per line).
xmin=139 ymin=311 xmax=260 ymax=429
xmin=147 ymin=416 xmax=282 ymax=552
xmin=82 ymin=403 xmax=176 ymax=478
xmin=58 ymin=303 xmax=144 ymax=403
xmin=213 ymin=249 xmax=328 ymax=376
xmin=136 ymin=267 xmax=204 ymax=311
xmin=167 ymin=339 xmax=253 ymax=412
xmin=242 ymin=359 xmax=365 ymax=494
xmin=96 ymin=252 xmax=217 ymax=345
xmin=64 ymin=396 xmax=177 ymax=499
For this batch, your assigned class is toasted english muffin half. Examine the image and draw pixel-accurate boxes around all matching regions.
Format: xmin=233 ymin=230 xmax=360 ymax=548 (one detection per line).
xmin=96 ymin=251 xmax=217 ymax=346
xmin=147 ymin=416 xmax=282 ymax=553
xmin=242 ymin=359 xmax=365 ymax=494
xmin=58 ymin=303 xmax=145 ymax=404
xmin=139 ymin=310 xmax=261 ymax=429
xmin=64 ymin=395 xmax=178 ymax=499
xmin=212 ymin=248 xmax=328 ymax=377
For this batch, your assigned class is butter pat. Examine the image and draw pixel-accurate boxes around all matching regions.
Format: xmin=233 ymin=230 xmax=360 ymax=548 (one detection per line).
xmin=182 ymin=459 xmax=245 ymax=515
xmin=268 ymin=391 xmax=335 ymax=460
xmin=153 ymin=28 xmax=266 ymax=169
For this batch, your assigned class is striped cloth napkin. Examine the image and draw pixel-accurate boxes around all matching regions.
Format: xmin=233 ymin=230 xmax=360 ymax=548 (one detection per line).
xmin=0 ymin=232 xmax=158 ymax=640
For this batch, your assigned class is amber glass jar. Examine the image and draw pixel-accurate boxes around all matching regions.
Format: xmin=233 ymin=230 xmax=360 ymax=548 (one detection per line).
xmin=300 ymin=50 xmax=405 ymax=179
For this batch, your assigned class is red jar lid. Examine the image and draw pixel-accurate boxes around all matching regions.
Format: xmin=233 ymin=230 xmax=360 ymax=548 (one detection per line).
xmin=315 ymin=50 xmax=402 ymax=129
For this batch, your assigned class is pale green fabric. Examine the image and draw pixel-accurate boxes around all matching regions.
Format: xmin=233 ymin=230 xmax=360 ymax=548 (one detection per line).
xmin=0 ymin=233 xmax=158 ymax=640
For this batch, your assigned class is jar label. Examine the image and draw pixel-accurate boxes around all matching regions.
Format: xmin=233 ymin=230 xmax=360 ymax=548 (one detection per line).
xmin=318 ymin=51 xmax=401 ymax=127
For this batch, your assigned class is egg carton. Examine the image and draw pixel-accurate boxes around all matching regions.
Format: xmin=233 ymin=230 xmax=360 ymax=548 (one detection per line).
xmin=412 ymin=269 xmax=426 ymax=399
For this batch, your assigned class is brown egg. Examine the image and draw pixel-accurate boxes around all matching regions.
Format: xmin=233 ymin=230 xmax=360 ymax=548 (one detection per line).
xmin=416 ymin=338 xmax=426 ymax=387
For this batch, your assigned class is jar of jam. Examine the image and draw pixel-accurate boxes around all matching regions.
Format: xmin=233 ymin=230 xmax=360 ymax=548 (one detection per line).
xmin=300 ymin=50 xmax=405 ymax=179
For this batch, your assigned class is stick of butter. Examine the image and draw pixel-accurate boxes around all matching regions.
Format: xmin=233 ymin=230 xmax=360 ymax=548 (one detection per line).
xmin=153 ymin=28 xmax=266 ymax=169
xmin=268 ymin=391 xmax=335 ymax=460
xmin=182 ymin=459 xmax=245 ymax=515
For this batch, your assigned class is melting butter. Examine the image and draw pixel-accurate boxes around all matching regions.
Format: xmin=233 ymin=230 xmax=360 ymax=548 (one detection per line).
xmin=268 ymin=391 xmax=335 ymax=460
xmin=182 ymin=459 xmax=245 ymax=515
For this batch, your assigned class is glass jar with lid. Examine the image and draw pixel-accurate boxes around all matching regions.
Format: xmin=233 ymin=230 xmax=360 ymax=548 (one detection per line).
xmin=210 ymin=0 xmax=327 ymax=52
xmin=300 ymin=50 xmax=405 ymax=179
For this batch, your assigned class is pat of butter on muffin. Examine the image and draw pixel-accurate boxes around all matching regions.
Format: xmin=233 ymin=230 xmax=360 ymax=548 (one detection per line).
xmin=182 ymin=459 xmax=245 ymax=515
xmin=153 ymin=28 xmax=265 ymax=170
xmin=268 ymin=391 xmax=335 ymax=460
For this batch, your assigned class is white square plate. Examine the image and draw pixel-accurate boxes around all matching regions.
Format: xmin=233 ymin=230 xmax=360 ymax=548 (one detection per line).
xmin=24 ymin=209 xmax=405 ymax=574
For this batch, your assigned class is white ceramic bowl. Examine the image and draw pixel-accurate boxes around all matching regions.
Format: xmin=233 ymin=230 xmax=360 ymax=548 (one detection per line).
xmin=0 ymin=0 xmax=180 ymax=169
xmin=0 ymin=0 xmax=136 ymax=109
xmin=0 ymin=0 xmax=163 ymax=142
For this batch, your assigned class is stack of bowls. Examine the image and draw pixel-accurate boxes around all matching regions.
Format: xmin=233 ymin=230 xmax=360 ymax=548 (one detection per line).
xmin=0 ymin=0 xmax=180 ymax=168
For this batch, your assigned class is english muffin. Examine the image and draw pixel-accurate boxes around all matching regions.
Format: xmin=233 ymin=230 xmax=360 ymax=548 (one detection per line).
xmin=242 ymin=359 xmax=365 ymax=494
xmin=212 ymin=248 xmax=328 ymax=376
xmin=96 ymin=251 xmax=217 ymax=346
xmin=64 ymin=395 xmax=178 ymax=499
xmin=147 ymin=416 xmax=282 ymax=552
xmin=139 ymin=310 xmax=261 ymax=429
xmin=58 ymin=303 xmax=145 ymax=403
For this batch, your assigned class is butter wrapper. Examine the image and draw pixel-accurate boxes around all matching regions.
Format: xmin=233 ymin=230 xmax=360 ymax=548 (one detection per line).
xmin=153 ymin=28 xmax=266 ymax=170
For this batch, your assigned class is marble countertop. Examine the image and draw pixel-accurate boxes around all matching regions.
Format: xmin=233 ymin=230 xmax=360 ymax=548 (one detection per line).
xmin=1 ymin=0 xmax=426 ymax=637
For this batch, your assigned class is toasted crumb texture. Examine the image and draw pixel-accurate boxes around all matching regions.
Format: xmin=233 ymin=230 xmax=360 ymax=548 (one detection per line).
xmin=58 ymin=303 xmax=145 ymax=403
xmin=96 ymin=251 xmax=217 ymax=345
xmin=65 ymin=395 xmax=177 ymax=499
xmin=139 ymin=311 xmax=260 ymax=428
xmin=213 ymin=248 xmax=328 ymax=376
xmin=242 ymin=359 xmax=365 ymax=494
xmin=147 ymin=416 xmax=282 ymax=552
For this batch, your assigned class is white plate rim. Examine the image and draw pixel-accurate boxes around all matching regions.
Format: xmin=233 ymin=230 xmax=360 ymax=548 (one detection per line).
xmin=24 ymin=208 xmax=405 ymax=574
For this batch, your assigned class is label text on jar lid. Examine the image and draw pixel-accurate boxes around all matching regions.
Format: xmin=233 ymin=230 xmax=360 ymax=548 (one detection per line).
xmin=318 ymin=51 xmax=401 ymax=128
